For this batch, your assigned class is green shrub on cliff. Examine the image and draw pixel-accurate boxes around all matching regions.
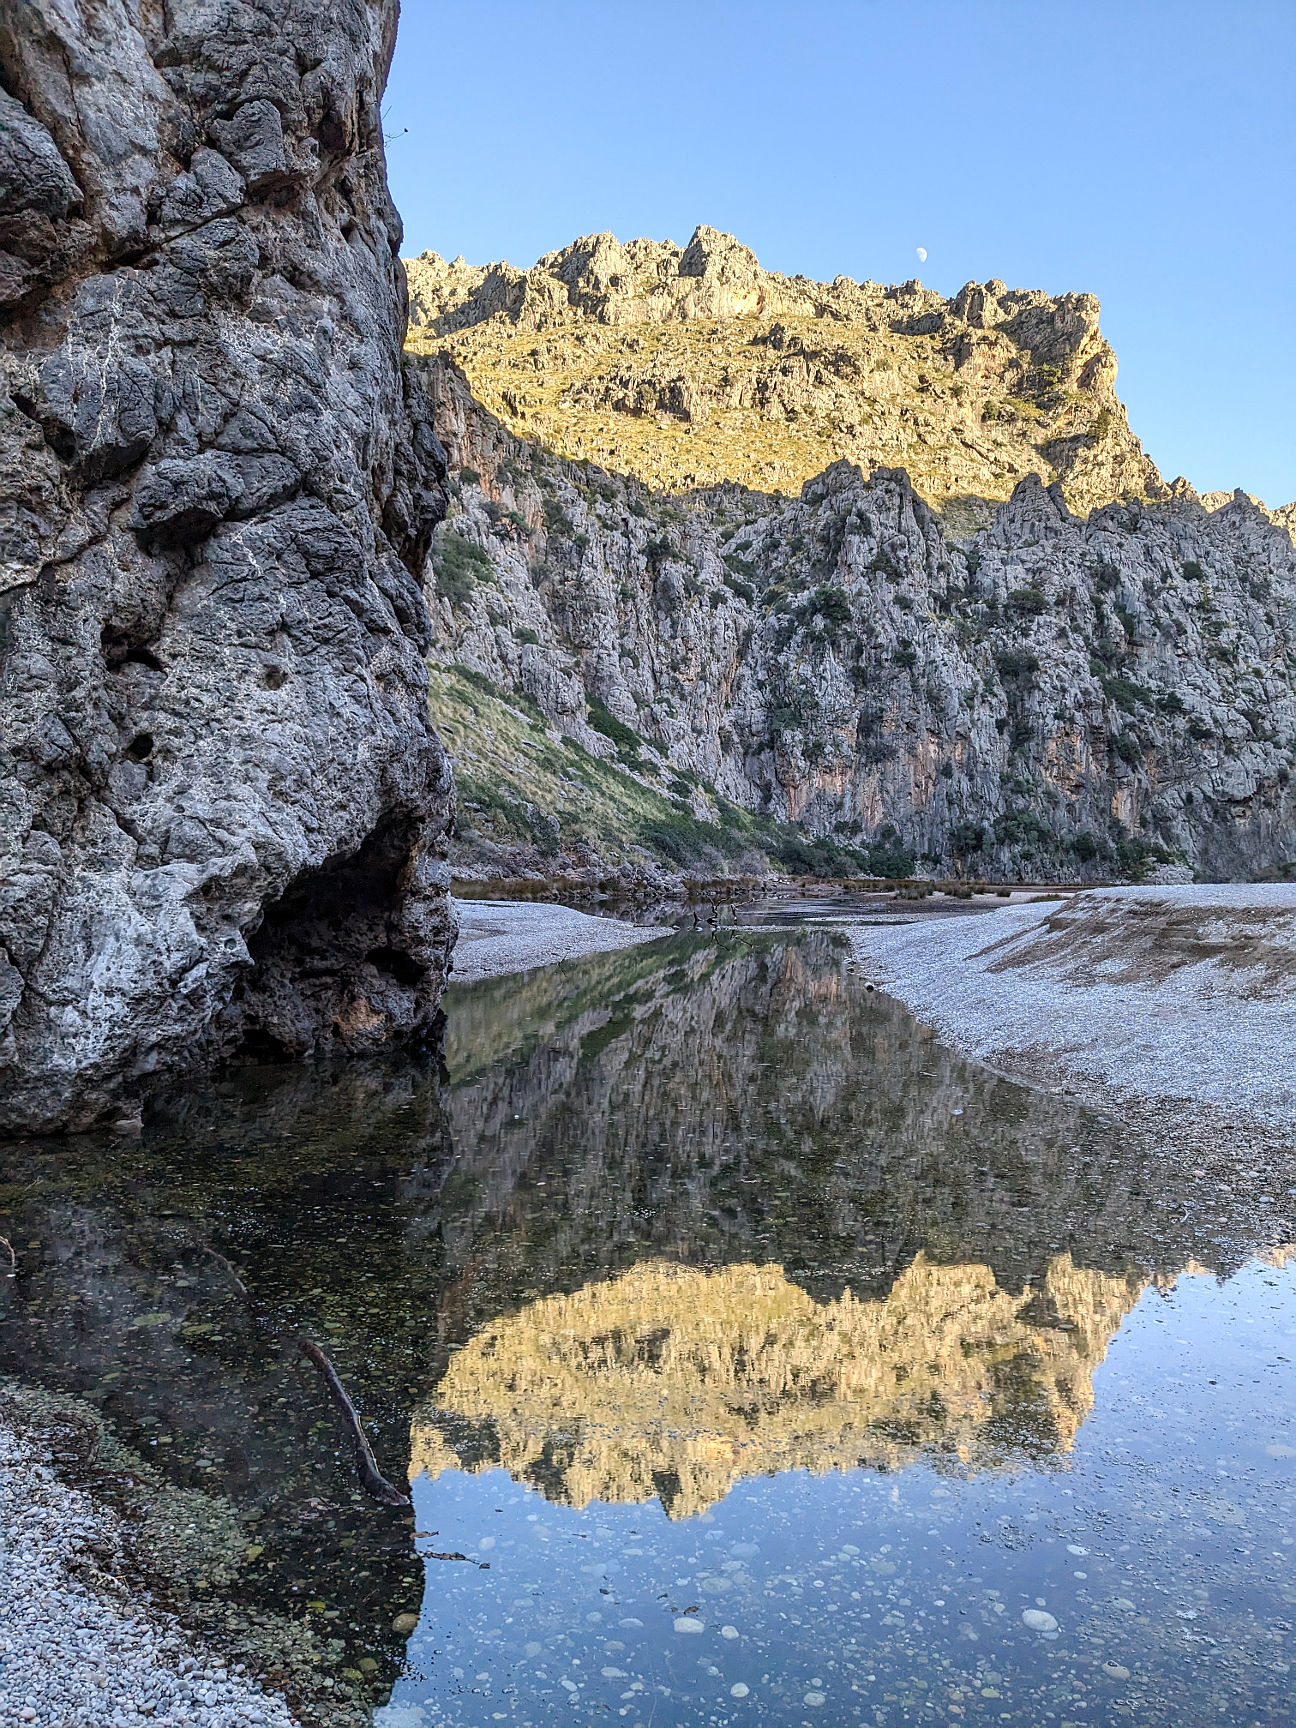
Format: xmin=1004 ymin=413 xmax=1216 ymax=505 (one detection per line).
xmin=799 ymin=585 xmax=853 ymax=627
xmin=434 ymin=531 xmax=493 ymax=608
xmin=542 ymin=495 xmax=575 ymax=535
xmin=995 ymin=647 xmax=1040 ymax=684
xmin=1006 ymin=587 xmax=1048 ymax=616
xmin=587 ymin=697 xmax=643 ymax=765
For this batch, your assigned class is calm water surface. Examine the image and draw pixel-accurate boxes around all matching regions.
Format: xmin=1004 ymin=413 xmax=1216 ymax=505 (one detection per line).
xmin=1 ymin=930 xmax=1293 ymax=1727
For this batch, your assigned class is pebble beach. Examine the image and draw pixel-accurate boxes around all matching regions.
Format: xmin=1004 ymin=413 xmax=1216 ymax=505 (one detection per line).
xmin=447 ymin=898 xmax=669 ymax=982
xmin=845 ymin=884 xmax=1296 ymax=1130
xmin=0 ymin=1407 xmax=296 ymax=1728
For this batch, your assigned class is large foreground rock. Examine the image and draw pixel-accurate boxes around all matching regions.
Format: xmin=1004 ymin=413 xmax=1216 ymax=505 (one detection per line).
xmin=0 ymin=1 xmax=455 ymax=1131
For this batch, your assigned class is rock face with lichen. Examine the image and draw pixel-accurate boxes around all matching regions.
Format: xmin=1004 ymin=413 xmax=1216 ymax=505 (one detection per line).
xmin=0 ymin=1 xmax=454 ymax=1131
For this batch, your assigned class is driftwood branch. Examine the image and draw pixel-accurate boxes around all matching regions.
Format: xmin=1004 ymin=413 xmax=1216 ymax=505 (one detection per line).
xmin=298 ymin=1338 xmax=411 ymax=1507
xmin=199 ymin=1242 xmax=249 ymax=1301
xmin=188 ymin=1239 xmax=408 ymax=1510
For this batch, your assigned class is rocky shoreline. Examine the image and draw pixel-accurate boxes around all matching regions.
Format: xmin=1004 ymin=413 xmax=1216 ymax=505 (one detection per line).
xmin=0 ymin=1383 xmax=300 ymax=1728
xmin=845 ymin=885 xmax=1296 ymax=1228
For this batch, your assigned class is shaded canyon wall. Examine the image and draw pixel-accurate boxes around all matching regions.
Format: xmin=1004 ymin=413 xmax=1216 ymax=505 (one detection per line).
xmin=423 ymin=359 xmax=1296 ymax=882
xmin=0 ymin=0 xmax=454 ymax=1130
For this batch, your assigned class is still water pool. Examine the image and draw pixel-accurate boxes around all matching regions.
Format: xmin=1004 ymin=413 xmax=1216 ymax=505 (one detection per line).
xmin=1 ymin=930 xmax=1293 ymax=1727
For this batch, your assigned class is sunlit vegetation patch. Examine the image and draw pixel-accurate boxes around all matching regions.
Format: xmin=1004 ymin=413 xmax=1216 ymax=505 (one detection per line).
xmin=428 ymin=665 xmax=909 ymax=877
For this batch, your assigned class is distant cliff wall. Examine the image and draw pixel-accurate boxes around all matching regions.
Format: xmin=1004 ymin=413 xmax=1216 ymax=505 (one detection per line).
xmin=0 ymin=1 xmax=454 ymax=1130
xmin=420 ymin=357 xmax=1296 ymax=883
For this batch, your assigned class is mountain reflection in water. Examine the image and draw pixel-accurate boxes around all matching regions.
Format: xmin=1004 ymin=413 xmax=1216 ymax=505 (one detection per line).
xmin=1 ymin=929 xmax=1293 ymax=1728
xmin=408 ymin=927 xmax=1249 ymax=1520
xmin=412 ymin=1254 xmax=1145 ymax=1517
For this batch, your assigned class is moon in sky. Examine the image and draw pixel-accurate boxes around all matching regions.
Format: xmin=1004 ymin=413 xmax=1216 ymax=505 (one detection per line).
xmin=916 ymin=247 xmax=928 ymax=263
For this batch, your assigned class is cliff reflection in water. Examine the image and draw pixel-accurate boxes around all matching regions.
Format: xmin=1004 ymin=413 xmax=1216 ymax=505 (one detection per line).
xmin=406 ymin=928 xmax=1262 ymax=1517
xmin=412 ymin=1253 xmax=1145 ymax=1519
xmin=0 ymin=929 xmax=1286 ymax=1723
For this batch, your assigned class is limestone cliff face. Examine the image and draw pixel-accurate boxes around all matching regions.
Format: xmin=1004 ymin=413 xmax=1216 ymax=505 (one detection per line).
xmin=0 ymin=2 xmax=454 ymax=1130
xmin=411 ymin=1255 xmax=1146 ymax=1516
xmin=406 ymin=226 xmax=1163 ymax=519
xmin=418 ymin=359 xmax=1296 ymax=883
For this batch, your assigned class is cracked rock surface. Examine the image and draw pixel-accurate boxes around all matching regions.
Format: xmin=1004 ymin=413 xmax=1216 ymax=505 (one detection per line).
xmin=0 ymin=0 xmax=455 ymax=1131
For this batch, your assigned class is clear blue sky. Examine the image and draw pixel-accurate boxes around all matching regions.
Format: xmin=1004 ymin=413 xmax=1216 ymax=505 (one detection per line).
xmin=386 ymin=1 xmax=1295 ymax=506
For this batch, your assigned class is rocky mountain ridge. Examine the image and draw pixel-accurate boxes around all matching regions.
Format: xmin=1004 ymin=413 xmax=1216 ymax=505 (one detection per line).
xmin=406 ymin=225 xmax=1167 ymax=522
xmin=419 ymin=355 xmax=1296 ymax=883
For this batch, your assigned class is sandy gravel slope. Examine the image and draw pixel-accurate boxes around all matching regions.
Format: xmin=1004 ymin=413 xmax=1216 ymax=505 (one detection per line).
xmin=449 ymin=898 xmax=670 ymax=983
xmin=846 ymin=885 xmax=1296 ymax=1132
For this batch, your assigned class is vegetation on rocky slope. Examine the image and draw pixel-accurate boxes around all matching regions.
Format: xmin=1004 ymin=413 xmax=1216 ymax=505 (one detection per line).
xmin=430 ymin=665 xmax=910 ymax=878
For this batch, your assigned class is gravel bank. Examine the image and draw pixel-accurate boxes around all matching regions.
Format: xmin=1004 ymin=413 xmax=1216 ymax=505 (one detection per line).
xmin=846 ymin=885 xmax=1296 ymax=1133
xmin=449 ymin=897 xmax=670 ymax=983
xmin=0 ymin=1402 xmax=297 ymax=1728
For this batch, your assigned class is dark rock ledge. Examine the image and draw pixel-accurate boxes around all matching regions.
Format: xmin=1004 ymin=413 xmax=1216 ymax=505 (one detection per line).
xmin=0 ymin=0 xmax=455 ymax=1131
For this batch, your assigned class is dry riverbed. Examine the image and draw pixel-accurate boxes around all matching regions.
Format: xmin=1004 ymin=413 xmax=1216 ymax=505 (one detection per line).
xmin=846 ymin=884 xmax=1296 ymax=1215
xmin=448 ymin=896 xmax=670 ymax=982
